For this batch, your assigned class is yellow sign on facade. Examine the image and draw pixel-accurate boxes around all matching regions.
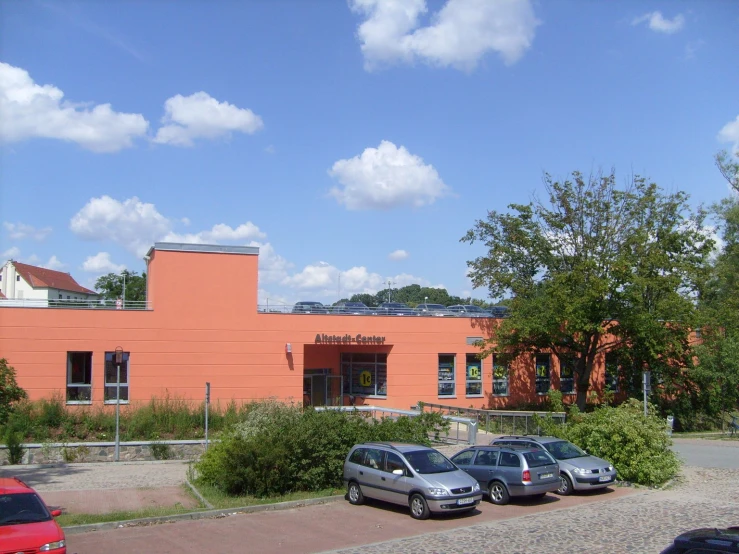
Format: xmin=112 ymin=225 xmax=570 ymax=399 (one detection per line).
xmin=359 ymin=370 xmax=373 ymax=387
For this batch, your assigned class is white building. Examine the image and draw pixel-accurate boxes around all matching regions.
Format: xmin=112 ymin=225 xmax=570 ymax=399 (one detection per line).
xmin=0 ymin=260 xmax=98 ymax=304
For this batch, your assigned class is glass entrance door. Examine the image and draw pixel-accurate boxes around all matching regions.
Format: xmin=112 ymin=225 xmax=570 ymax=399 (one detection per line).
xmin=303 ymin=369 xmax=343 ymax=407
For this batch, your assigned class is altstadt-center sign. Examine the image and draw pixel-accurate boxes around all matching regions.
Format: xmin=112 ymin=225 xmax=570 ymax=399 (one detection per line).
xmin=315 ymin=333 xmax=386 ymax=344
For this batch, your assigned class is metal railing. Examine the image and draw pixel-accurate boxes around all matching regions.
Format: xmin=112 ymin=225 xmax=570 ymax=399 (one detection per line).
xmin=258 ymin=304 xmax=507 ymax=318
xmin=314 ymin=405 xmax=478 ymax=445
xmin=418 ymin=402 xmax=566 ymax=436
xmin=0 ymin=298 xmax=151 ymax=310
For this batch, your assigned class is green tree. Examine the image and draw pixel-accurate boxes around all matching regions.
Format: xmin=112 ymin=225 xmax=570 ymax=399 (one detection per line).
xmin=690 ymin=151 xmax=739 ymax=424
xmin=462 ymin=170 xmax=713 ymax=410
xmin=94 ymin=270 xmax=147 ymax=302
xmin=0 ymin=358 xmax=27 ymax=425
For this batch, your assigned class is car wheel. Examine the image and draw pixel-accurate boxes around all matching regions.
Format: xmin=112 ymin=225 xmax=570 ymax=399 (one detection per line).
xmin=488 ymin=481 xmax=510 ymax=505
xmin=347 ymin=482 xmax=364 ymax=505
xmin=409 ymin=493 xmax=430 ymax=520
xmin=557 ymin=473 xmax=573 ymax=496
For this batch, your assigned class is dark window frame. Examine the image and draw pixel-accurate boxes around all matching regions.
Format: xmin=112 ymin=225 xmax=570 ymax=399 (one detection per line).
xmin=465 ymin=354 xmax=483 ymax=397
xmin=104 ymin=351 xmax=130 ymax=404
xmin=66 ymin=351 xmax=92 ymax=404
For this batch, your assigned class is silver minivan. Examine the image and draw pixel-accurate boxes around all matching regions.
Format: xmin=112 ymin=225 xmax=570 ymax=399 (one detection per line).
xmin=343 ymin=442 xmax=482 ymax=520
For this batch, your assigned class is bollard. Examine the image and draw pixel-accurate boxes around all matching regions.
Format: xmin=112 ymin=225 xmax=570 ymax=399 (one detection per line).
xmin=666 ymin=415 xmax=674 ymax=436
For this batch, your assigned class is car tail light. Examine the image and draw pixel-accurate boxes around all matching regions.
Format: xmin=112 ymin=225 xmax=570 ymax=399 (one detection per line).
xmin=522 ymin=470 xmax=531 ymax=482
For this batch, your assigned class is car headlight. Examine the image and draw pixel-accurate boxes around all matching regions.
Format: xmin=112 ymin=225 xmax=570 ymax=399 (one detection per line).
xmin=427 ymin=487 xmax=447 ymax=496
xmin=472 ymin=482 xmax=480 ymax=492
xmin=40 ymin=540 xmax=66 ymax=551
xmin=607 ymin=465 xmax=614 ymax=472
xmin=572 ymin=467 xmax=589 ymax=475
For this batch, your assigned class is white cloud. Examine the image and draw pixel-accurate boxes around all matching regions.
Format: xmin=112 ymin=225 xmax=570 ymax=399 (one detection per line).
xmin=329 ymin=140 xmax=450 ymax=210
xmin=632 ymin=11 xmax=685 ymax=34
xmin=70 ymin=195 xmax=268 ymax=258
xmin=163 ymin=222 xmax=266 ymax=244
xmin=249 ymin=241 xmax=294 ymax=285
xmin=43 ymin=255 xmax=66 ymax=270
xmin=0 ymin=62 xmax=149 ymax=152
xmin=718 ymin=115 xmax=739 ymax=155
xmin=153 ymin=92 xmax=264 ymax=147
xmin=70 ymin=196 xmax=171 ymax=257
xmin=3 ymin=221 xmax=52 ymax=241
xmin=2 ymin=246 xmax=21 ymax=259
xmin=82 ymin=252 xmax=126 ymax=274
xmin=388 ymin=249 xmax=409 ymax=260
xmin=350 ymin=0 xmax=539 ymax=71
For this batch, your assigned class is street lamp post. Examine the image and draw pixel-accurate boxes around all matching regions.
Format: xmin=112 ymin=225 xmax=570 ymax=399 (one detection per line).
xmin=114 ymin=346 xmax=123 ymax=462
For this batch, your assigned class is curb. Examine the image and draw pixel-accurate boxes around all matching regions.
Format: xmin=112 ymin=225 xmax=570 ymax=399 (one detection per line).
xmin=62 ymin=494 xmax=345 ymax=535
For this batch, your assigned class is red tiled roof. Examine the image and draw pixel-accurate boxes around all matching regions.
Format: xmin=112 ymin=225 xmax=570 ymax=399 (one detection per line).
xmin=12 ymin=262 xmax=98 ymax=296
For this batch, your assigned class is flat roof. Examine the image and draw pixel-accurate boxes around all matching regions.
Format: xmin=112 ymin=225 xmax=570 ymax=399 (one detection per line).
xmin=147 ymin=242 xmax=260 ymax=257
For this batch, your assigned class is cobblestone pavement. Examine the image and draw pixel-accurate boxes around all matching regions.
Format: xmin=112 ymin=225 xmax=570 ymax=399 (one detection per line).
xmin=324 ymin=466 xmax=739 ymax=554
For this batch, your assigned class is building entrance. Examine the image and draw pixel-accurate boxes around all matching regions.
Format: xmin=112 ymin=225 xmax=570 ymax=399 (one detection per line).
xmin=303 ymin=368 xmax=343 ymax=407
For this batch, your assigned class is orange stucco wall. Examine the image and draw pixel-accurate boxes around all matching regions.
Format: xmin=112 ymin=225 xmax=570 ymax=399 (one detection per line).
xmin=0 ymin=245 xmax=608 ymax=410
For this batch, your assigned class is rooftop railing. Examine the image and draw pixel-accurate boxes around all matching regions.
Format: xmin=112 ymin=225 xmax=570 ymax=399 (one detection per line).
xmin=0 ymin=298 xmax=151 ymax=310
xmin=258 ymin=304 xmax=508 ymax=318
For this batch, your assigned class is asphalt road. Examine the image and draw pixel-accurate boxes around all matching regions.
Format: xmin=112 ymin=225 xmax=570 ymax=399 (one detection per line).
xmin=671 ymin=437 xmax=739 ymax=469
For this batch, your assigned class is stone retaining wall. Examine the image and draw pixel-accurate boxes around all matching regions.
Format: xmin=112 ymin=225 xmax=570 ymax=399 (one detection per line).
xmin=0 ymin=440 xmax=207 ymax=465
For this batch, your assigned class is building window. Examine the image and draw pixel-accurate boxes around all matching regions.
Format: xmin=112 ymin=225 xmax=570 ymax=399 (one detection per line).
xmin=535 ymin=354 xmax=551 ymax=395
xmin=341 ymin=353 xmax=387 ymax=397
xmin=465 ymin=354 xmax=483 ymax=396
xmin=492 ymin=355 xmax=509 ymax=396
xmin=559 ymin=356 xmax=575 ymax=395
xmin=16 ymin=275 xmax=20 ymax=281
xmin=605 ymin=353 xmax=620 ymax=393
xmin=67 ymin=352 xmax=92 ymax=403
xmin=438 ymin=355 xmax=455 ymax=397
xmin=104 ymin=351 xmax=130 ymax=403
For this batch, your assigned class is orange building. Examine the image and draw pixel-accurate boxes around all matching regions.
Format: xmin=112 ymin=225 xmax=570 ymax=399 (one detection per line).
xmin=0 ymin=243 xmax=610 ymax=410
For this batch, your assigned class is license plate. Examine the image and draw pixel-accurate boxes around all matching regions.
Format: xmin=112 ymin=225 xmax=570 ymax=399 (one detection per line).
xmin=540 ymin=473 xmax=553 ymax=479
xmin=457 ymin=497 xmax=475 ymax=506
xmin=598 ymin=476 xmax=612 ymax=482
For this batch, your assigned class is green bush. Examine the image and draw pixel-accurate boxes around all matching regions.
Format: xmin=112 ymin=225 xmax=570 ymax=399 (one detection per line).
xmin=4 ymin=429 xmax=24 ymax=465
xmin=536 ymin=399 xmax=680 ymax=487
xmin=195 ymin=402 xmax=450 ymax=497
xmin=150 ymin=441 xmax=173 ymax=460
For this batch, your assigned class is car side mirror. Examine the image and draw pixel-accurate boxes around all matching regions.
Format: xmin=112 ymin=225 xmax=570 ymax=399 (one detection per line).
xmin=392 ymin=469 xmax=404 ymax=476
xmin=50 ymin=509 xmax=62 ymax=517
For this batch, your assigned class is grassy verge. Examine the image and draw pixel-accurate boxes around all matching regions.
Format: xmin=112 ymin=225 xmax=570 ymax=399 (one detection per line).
xmin=192 ymin=481 xmax=343 ymax=510
xmin=57 ymin=482 xmax=344 ymax=527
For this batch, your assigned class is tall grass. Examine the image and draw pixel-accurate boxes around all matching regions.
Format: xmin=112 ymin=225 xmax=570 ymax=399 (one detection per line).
xmin=1 ymin=392 xmax=255 ymax=443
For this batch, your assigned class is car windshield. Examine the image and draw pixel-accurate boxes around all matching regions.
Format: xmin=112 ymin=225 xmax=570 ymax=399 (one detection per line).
xmin=543 ymin=440 xmax=587 ymax=460
xmin=346 ymin=302 xmax=366 ymax=307
xmin=0 ymin=493 xmax=51 ymax=525
xmin=299 ymin=302 xmax=321 ymax=306
xmin=383 ymin=303 xmax=406 ymax=308
xmin=404 ymin=450 xmax=456 ymax=474
xmin=465 ymin=305 xmax=485 ymax=312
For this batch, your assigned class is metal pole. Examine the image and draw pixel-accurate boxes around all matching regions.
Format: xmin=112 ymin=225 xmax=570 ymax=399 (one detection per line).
xmin=122 ymin=272 xmax=126 ymax=309
xmin=205 ymin=382 xmax=210 ymax=452
xmin=115 ymin=362 xmax=121 ymax=461
xmin=643 ymin=371 xmax=650 ymax=418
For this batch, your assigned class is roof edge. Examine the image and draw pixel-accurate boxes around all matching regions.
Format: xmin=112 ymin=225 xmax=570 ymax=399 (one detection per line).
xmin=148 ymin=242 xmax=260 ymax=256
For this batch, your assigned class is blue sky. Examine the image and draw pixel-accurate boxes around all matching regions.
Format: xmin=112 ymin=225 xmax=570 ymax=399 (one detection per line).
xmin=1 ymin=0 xmax=738 ymax=306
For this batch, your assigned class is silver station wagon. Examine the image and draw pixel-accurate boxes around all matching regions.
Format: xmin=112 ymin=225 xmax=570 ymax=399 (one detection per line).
xmin=490 ymin=435 xmax=617 ymax=495
xmin=343 ymin=442 xmax=482 ymax=520
xmin=451 ymin=445 xmax=560 ymax=505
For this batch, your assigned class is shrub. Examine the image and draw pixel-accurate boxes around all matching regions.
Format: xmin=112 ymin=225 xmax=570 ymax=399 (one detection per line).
xmin=4 ymin=429 xmax=24 ymax=465
xmin=535 ymin=399 xmax=680 ymax=487
xmin=150 ymin=440 xmax=173 ymax=460
xmin=195 ymin=403 xmax=450 ymax=497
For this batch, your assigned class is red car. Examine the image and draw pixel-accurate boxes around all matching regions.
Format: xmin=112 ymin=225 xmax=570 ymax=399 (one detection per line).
xmin=0 ymin=477 xmax=66 ymax=553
